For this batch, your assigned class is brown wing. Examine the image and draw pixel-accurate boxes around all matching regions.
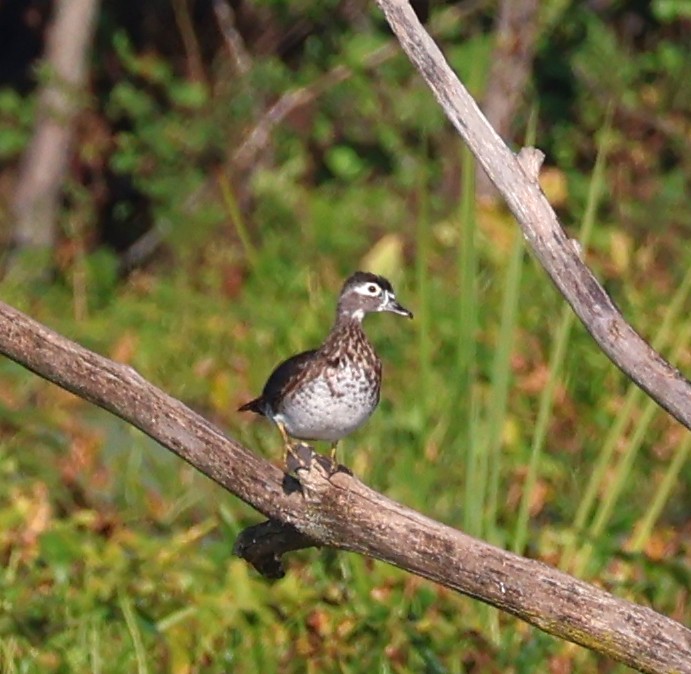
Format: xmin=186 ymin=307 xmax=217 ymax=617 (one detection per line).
xmin=238 ymin=349 xmax=317 ymax=416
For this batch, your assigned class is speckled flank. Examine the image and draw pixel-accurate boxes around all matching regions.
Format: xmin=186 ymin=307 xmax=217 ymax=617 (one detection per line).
xmin=274 ymin=321 xmax=382 ymax=442
xmin=239 ymin=271 xmax=411 ymax=448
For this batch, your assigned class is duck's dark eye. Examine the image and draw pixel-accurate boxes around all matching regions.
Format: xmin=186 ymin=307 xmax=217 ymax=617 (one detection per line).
xmin=367 ymin=284 xmax=379 ymax=294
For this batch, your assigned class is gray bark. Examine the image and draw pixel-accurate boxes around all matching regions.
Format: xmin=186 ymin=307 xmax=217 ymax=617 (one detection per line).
xmin=0 ymin=301 xmax=688 ymax=674
xmin=0 ymin=3 xmax=689 ymax=672
xmin=374 ymin=0 xmax=691 ymax=431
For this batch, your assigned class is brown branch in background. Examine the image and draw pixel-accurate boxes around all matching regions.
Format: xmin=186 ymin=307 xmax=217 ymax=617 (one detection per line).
xmin=374 ymin=0 xmax=691 ymax=431
xmin=1 ymin=3 xmax=689 ymax=672
xmin=172 ymin=0 xmax=207 ymax=83
xmin=10 ymin=0 xmax=100 ymax=255
xmin=212 ymin=0 xmax=252 ymax=76
xmin=0 ymin=301 xmax=689 ymax=674
xmin=229 ymin=3 xmax=486 ymax=172
xmin=477 ymin=0 xmax=539 ymax=201
xmin=231 ymin=44 xmax=397 ymax=171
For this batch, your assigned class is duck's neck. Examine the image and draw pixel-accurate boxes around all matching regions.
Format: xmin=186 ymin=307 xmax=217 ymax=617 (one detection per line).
xmin=321 ymin=311 xmax=371 ymax=356
xmin=334 ymin=306 xmax=364 ymax=329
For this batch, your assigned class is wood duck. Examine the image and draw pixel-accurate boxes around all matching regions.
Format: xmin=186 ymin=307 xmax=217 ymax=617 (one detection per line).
xmin=239 ymin=271 xmax=413 ymax=468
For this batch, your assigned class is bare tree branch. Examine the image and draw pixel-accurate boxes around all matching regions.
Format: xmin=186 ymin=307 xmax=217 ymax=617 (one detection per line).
xmin=1 ymin=3 xmax=689 ymax=672
xmin=374 ymin=0 xmax=691 ymax=431
xmin=234 ymin=511 xmax=319 ymax=580
xmin=212 ymin=0 xmax=252 ymax=76
xmin=0 ymin=301 xmax=689 ymax=674
xmin=230 ymin=3 xmax=484 ymax=172
xmin=231 ymin=44 xmax=397 ymax=171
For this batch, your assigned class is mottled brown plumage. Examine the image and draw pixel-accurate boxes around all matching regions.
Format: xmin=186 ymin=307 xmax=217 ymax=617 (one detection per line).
xmin=239 ymin=271 xmax=412 ymax=467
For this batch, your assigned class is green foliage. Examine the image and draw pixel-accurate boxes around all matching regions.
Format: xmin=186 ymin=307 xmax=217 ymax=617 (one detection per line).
xmin=653 ymin=0 xmax=691 ymax=21
xmin=1 ymin=3 xmax=690 ymax=672
xmin=536 ymin=2 xmax=691 ymax=238
xmin=0 ymin=90 xmax=33 ymax=160
xmin=104 ymin=34 xmax=221 ymax=249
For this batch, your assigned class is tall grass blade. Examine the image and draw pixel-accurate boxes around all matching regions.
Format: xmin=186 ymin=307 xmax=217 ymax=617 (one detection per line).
xmin=218 ymin=171 xmax=258 ymax=267
xmin=512 ymin=109 xmax=612 ymax=554
xmin=119 ymin=592 xmax=150 ymax=674
xmin=573 ymin=317 xmax=691 ymax=576
xmin=484 ymin=105 xmax=536 ymax=543
xmin=629 ymin=432 xmax=691 ymax=552
xmin=562 ymin=263 xmax=691 ymax=570
xmin=89 ymin=621 xmax=103 ymax=674
xmin=512 ymin=305 xmax=575 ymax=554
xmin=416 ymin=130 xmax=433 ymax=428
xmin=485 ymin=234 xmax=524 ymax=540
xmin=458 ymin=143 xmax=480 ymax=536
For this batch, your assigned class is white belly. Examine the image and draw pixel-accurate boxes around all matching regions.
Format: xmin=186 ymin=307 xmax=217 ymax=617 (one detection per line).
xmin=275 ymin=365 xmax=379 ymax=442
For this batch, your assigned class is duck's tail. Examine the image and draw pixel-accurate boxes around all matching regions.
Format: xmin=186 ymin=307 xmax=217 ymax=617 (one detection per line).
xmin=238 ymin=397 xmax=265 ymax=415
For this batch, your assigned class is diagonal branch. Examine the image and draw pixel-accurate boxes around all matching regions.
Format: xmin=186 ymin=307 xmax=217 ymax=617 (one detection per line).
xmin=1 ymin=4 xmax=690 ymax=673
xmin=374 ymin=0 xmax=691 ymax=430
xmin=0 ymin=302 xmax=689 ymax=674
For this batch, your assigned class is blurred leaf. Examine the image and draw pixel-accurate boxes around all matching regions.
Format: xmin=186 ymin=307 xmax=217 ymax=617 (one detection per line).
xmin=39 ymin=526 xmax=83 ymax=575
xmin=169 ymin=81 xmax=208 ymax=110
xmin=653 ymin=0 xmax=691 ymax=21
xmin=324 ymin=145 xmax=368 ymax=181
xmin=0 ymin=89 xmax=33 ymax=159
xmin=359 ymin=234 xmax=405 ymax=281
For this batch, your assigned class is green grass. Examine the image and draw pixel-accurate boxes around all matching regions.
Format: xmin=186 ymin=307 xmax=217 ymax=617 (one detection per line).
xmin=514 ymin=107 xmax=612 ymax=556
xmin=1 ymin=3 xmax=690 ymax=671
xmin=1 ymin=123 xmax=689 ymax=674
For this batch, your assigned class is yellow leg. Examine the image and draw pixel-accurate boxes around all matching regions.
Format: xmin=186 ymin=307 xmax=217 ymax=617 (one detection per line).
xmin=276 ymin=420 xmax=294 ymax=466
xmin=329 ymin=442 xmax=338 ymax=468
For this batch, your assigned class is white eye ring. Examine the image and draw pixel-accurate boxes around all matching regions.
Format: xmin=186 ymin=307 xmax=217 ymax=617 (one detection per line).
xmin=355 ymin=283 xmax=381 ymax=296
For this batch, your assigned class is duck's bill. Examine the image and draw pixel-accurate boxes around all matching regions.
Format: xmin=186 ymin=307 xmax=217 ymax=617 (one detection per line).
xmin=385 ymin=299 xmax=413 ymax=319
